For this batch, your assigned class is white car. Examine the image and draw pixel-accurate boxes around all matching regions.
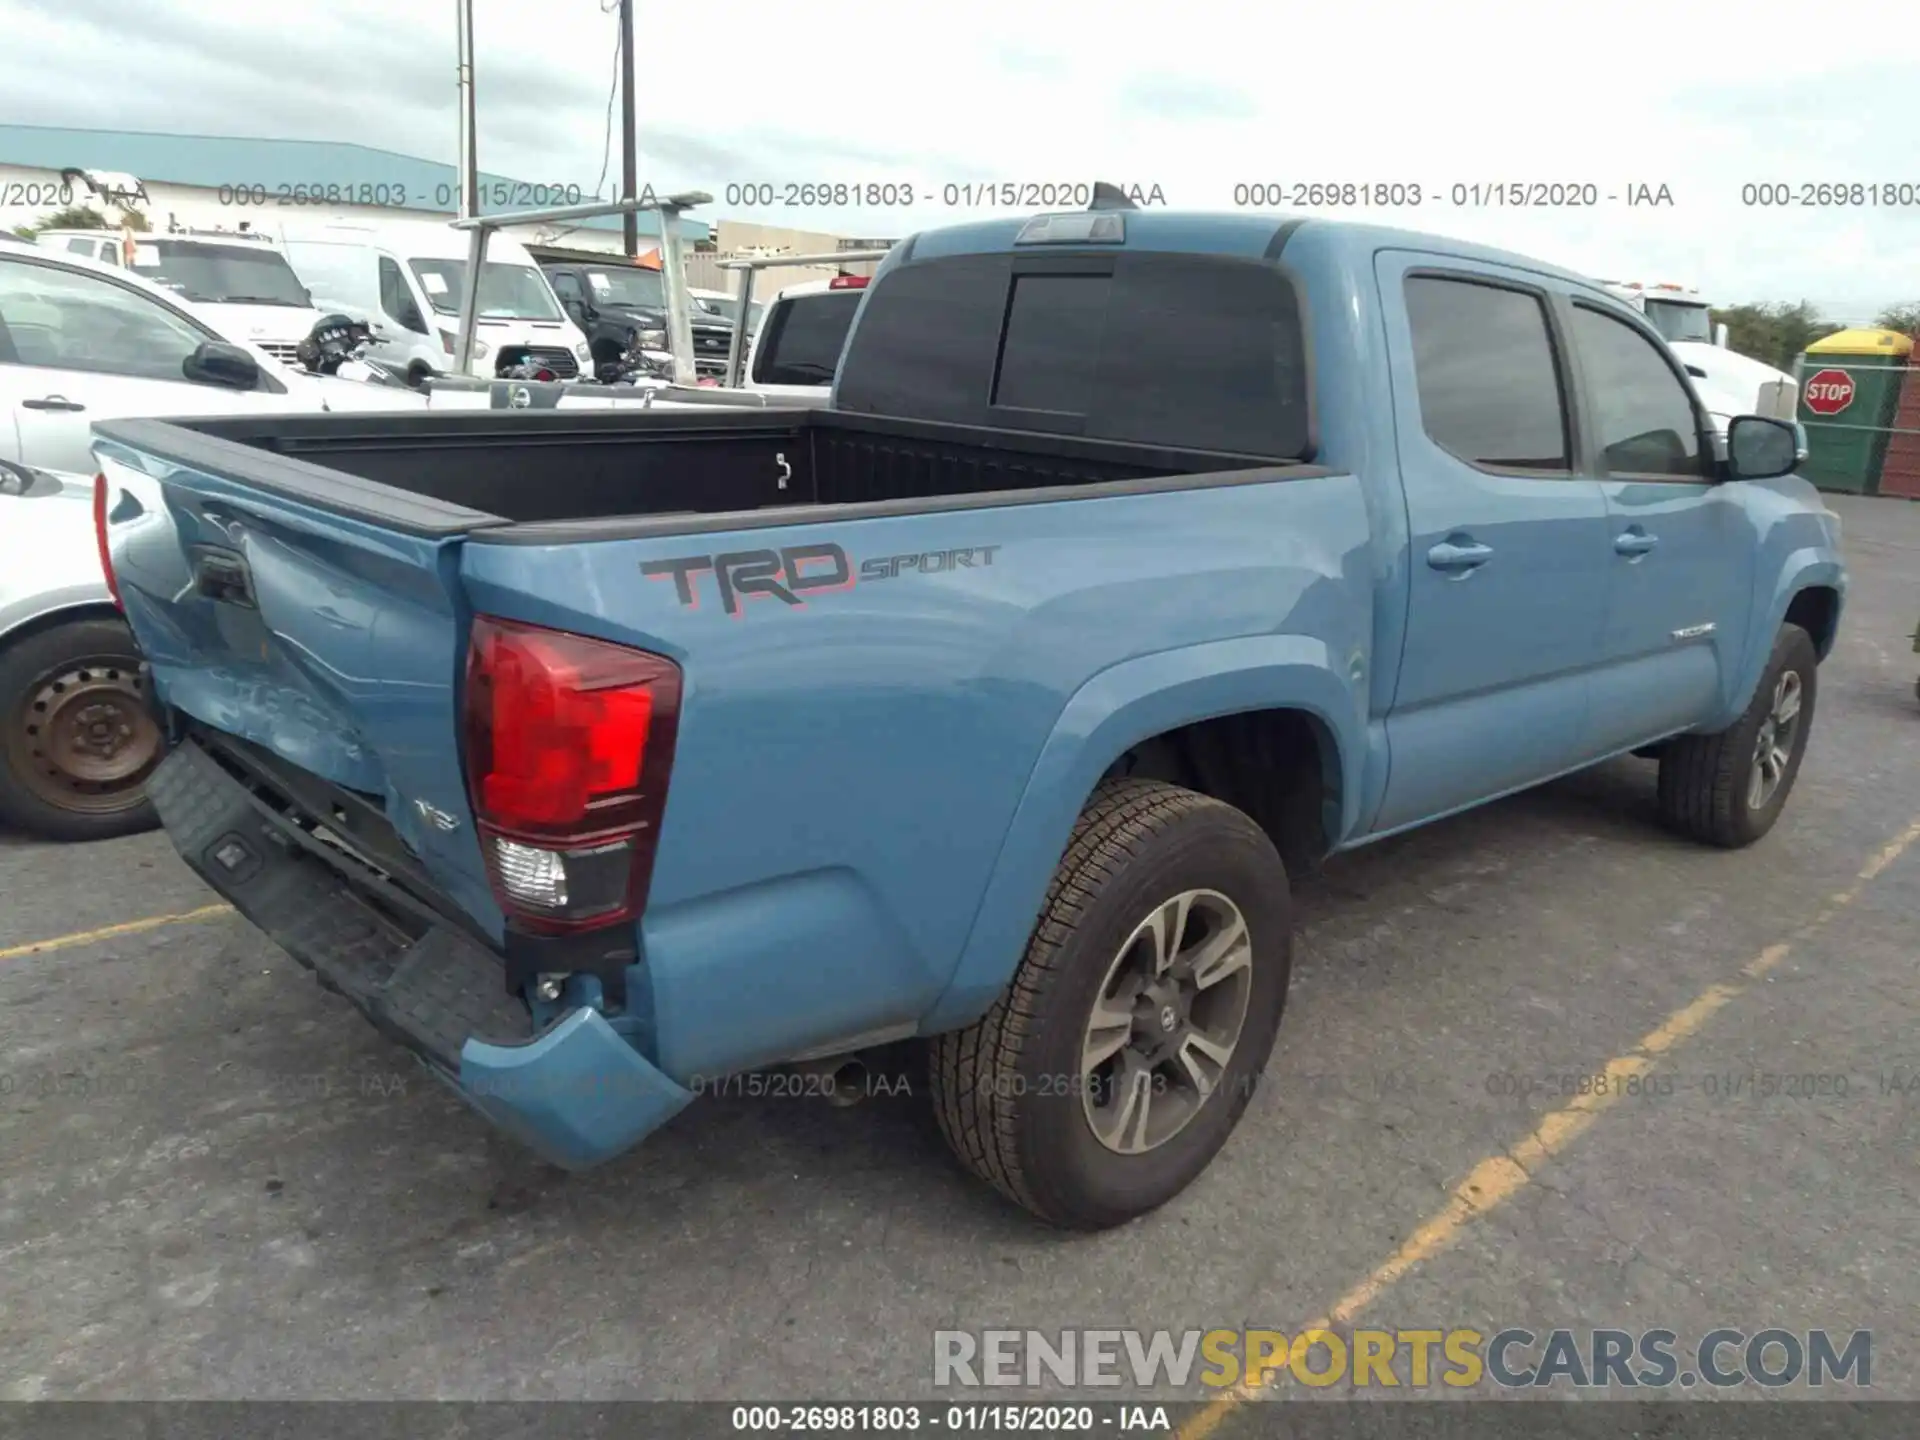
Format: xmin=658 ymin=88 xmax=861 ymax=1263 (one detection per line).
xmin=0 ymin=243 xmax=422 ymax=842
xmin=36 ymin=227 xmax=327 ymax=366
xmin=0 ymin=242 xmax=422 ymax=475
xmin=741 ymin=275 xmax=869 ymax=402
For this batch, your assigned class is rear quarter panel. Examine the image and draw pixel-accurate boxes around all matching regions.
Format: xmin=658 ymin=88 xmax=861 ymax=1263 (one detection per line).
xmin=461 ymin=475 xmax=1375 ymax=1079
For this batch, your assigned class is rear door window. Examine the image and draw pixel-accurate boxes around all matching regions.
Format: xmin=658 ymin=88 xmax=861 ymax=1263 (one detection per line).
xmin=1403 ymin=275 xmax=1571 ymax=471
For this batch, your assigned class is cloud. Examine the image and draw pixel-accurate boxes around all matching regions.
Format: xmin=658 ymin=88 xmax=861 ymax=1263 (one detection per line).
xmin=992 ymin=46 xmax=1070 ymax=79
xmin=4 ymin=0 xmax=1918 ymax=315
xmin=1119 ymin=75 xmax=1256 ymax=124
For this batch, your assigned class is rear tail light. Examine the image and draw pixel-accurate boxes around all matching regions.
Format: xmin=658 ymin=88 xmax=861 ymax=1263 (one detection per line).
xmin=92 ymin=473 xmax=123 ymax=610
xmin=462 ymin=615 xmax=681 ymax=934
xmin=828 ymin=275 xmax=868 ymax=289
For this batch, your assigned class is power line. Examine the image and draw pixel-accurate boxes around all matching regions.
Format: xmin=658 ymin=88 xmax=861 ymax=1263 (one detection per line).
xmin=593 ymin=0 xmax=621 ymax=201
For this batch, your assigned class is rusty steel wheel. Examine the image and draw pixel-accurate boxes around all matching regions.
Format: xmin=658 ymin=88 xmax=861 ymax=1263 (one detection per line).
xmin=0 ymin=618 xmax=162 ymax=842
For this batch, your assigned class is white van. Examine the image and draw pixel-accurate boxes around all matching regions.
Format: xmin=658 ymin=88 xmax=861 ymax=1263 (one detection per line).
xmin=279 ymin=220 xmax=592 ymax=385
xmin=35 ymin=227 xmax=326 ymax=366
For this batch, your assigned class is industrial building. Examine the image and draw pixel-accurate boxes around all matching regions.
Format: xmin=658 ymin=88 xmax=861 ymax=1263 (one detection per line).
xmin=0 ymin=124 xmax=890 ymax=298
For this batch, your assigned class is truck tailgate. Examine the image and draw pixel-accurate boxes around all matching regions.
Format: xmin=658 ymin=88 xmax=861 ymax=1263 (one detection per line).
xmin=94 ymin=421 xmax=505 ymax=937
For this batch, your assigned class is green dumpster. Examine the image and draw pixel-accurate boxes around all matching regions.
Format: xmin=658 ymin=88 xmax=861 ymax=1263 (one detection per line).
xmin=1796 ymin=328 xmax=1915 ymax=494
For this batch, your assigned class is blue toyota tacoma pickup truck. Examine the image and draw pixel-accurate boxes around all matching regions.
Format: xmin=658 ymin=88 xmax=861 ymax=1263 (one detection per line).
xmin=93 ymin=203 xmax=1845 ymax=1230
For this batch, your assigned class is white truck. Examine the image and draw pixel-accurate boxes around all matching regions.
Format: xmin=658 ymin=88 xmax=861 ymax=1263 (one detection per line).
xmin=1598 ymin=280 xmax=1798 ymax=436
xmin=738 ymin=275 xmax=871 ymax=402
xmin=36 ymin=225 xmax=329 ymax=366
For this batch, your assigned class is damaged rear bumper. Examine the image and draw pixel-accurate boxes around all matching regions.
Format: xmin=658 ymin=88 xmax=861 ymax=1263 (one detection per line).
xmin=145 ymin=734 xmax=692 ymax=1170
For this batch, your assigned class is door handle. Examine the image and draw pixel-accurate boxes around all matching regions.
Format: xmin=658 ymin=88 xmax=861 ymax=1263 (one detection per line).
xmin=1427 ymin=539 xmax=1494 ymax=572
xmin=1614 ymin=529 xmax=1659 ymax=557
xmin=22 ymin=395 xmax=86 ymax=412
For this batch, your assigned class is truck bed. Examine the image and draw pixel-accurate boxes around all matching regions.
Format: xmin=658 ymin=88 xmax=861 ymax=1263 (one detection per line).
xmin=93 ymin=408 xmax=1307 ymax=541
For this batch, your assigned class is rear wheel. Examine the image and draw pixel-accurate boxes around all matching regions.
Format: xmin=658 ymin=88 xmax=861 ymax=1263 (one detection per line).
xmin=929 ymin=779 xmax=1292 ymax=1229
xmin=0 ymin=617 xmax=162 ymax=842
xmin=1657 ymin=624 xmax=1817 ymax=848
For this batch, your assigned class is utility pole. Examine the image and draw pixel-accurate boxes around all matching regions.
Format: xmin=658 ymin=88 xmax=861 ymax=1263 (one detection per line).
xmin=456 ymin=0 xmax=479 ymax=220
xmin=618 ymin=0 xmax=639 ymax=257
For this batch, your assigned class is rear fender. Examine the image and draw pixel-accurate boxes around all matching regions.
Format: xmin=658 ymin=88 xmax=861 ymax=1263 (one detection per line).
xmin=0 ymin=591 xmax=117 ymax=650
xmin=919 ymin=635 xmax=1363 ymax=1033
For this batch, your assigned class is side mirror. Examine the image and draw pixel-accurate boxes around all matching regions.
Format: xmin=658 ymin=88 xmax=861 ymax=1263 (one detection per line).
xmin=563 ymin=298 xmax=589 ymax=327
xmin=1726 ymin=415 xmax=1799 ymax=481
xmin=1713 ymin=322 xmax=1729 ymax=349
xmin=182 ymin=341 xmax=262 ymax=390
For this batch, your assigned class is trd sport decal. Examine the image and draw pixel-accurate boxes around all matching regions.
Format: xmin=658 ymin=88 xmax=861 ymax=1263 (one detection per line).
xmin=641 ymin=542 xmax=1001 ymax=618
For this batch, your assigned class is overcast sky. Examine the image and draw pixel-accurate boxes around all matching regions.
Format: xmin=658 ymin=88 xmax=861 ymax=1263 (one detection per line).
xmin=6 ymin=0 xmax=1919 ymax=318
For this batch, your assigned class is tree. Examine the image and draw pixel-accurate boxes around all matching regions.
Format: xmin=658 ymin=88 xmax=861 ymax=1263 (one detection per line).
xmin=1711 ymin=301 xmax=1845 ymax=372
xmin=14 ymin=204 xmax=109 ymax=239
xmin=120 ymin=208 xmax=151 ymax=233
xmin=1872 ymin=302 xmax=1920 ymax=338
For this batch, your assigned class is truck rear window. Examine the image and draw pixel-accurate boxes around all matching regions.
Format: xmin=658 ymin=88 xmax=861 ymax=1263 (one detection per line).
xmin=837 ymin=251 xmax=1311 ymax=458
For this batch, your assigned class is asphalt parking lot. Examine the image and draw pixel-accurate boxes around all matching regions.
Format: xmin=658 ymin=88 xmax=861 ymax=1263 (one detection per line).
xmin=2 ymin=494 xmax=1917 ymax=1409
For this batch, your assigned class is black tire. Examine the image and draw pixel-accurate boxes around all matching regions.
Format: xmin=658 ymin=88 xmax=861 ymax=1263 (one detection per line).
xmin=1657 ymin=624 xmax=1818 ymax=849
xmin=0 ymin=617 xmax=162 ymax=843
xmin=929 ymin=779 xmax=1292 ymax=1230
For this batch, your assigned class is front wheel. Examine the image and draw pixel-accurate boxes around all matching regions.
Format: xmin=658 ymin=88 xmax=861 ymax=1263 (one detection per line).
xmin=1657 ymin=624 xmax=1818 ymax=848
xmin=929 ymin=779 xmax=1292 ymax=1230
xmin=0 ymin=617 xmax=163 ymax=843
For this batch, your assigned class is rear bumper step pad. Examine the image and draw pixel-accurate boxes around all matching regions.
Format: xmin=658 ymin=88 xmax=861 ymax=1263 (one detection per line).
xmin=147 ymin=739 xmax=693 ymax=1169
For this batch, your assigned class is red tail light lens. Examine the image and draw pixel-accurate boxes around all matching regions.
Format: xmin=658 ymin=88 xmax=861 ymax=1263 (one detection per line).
xmin=463 ymin=615 xmax=682 ymax=933
xmin=828 ymin=275 xmax=868 ymax=289
xmin=92 ymin=473 xmax=123 ymax=610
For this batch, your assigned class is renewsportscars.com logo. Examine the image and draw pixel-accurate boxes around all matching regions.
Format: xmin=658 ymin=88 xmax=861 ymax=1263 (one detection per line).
xmin=641 ymin=542 xmax=1002 ymax=618
xmin=932 ymin=1327 xmax=1873 ymax=1391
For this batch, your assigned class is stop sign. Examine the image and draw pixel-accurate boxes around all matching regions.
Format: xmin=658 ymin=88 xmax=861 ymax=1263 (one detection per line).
xmin=1804 ymin=368 xmax=1856 ymax=416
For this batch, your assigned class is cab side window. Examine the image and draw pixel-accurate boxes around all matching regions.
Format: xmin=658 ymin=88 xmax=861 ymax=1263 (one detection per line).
xmin=550 ymin=271 xmax=582 ymax=304
xmin=1570 ymin=305 xmax=1707 ymax=479
xmin=378 ymin=256 xmax=426 ymax=333
xmin=0 ymin=256 xmax=217 ymax=382
xmin=1404 ymin=275 xmax=1572 ymax=472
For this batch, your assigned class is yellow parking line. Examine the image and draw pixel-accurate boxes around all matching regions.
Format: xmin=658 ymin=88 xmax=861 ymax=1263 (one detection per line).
xmin=1176 ymin=813 xmax=1920 ymax=1439
xmin=0 ymin=903 xmax=232 ymax=963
